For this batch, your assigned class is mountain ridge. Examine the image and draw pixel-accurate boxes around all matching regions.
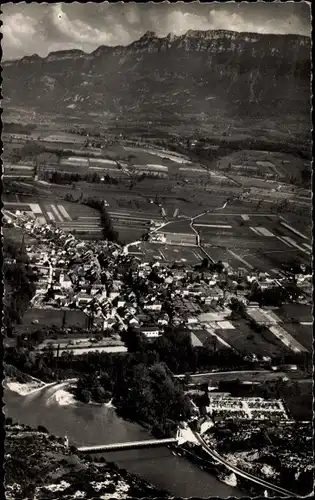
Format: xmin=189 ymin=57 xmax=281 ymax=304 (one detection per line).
xmin=3 ymin=29 xmax=311 ymax=121
xmin=3 ymin=29 xmax=310 ymax=64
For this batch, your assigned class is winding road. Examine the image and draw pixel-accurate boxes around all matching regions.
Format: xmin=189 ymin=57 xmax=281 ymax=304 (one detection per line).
xmin=194 ymin=432 xmax=299 ymax=497
xmin=124 ymin=197 xmax=233 ymax=262
xmin=174 ymin=369 xmax=275 ymax=379
xmin=189 ymin=198 xmax=233 ymax=262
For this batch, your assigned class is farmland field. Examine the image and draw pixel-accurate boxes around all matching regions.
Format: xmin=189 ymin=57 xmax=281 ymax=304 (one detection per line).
xmin=43 ymin=143 xmax=197 ymax=175
xmin=213 ymin=319 xmax=293 ymax=358
xmin=158 ymin=220 xmax=193 ymax=233
xmin=194 ymin=212 xmax=312 ymax=272
xmin=123 ymin=203 xmax=312 ymax=273
xmin=4 ymin=171 xmax=311 ymax=273
xmin=273 ymin=304 xmax=313 ymax=351
xmin=128 ymin=242 xmax=204 ymax=265
xmin=216 ymin=149 xmax=308 ymax=182
xmin=277 ymin=303 xmax=312 ymax=322
xmin=189 ymin=326 xmax=236 ymax=352
xmin=117 ymin=227 xmax=146 ymax=244
xmin=40 ymin=132 xmax=87 ymax=143
xmin=3 ymin=134 xmax=311 ymax=274
xmin=16 ymin=308 xmax=88 ymax=334
xmin=283 ymin=380 xmax=313 ymax=420
xmin=3 ymin=226 xmax=37 ymax=246
xmin=3 ymin=197 xmax=104 ymax=240
xmin=241 ymin=250 xmax=310 ymax=274
xmin=179 ymin=370 xmax=298 ymax=385
xmin=280 ymin=323 xmax=313 ymax=352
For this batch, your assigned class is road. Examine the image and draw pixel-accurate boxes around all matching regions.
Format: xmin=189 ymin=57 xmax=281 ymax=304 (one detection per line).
xmin=123 ymin=195 xmax=237 ymax=267
xmin=189 ymin=198 xmax=235 ymax=262
xmin=124 ymin=195 xmax=234 ymax=257
xmin=174 ymin=370 xmax=274 ymax=378
xmin=31 ymin=259 xmax=53 ymax=306
xmin=194 ymin=432 xmax=299 ymax=497
xmin=122 ymin=218 xmax=182 ymax=254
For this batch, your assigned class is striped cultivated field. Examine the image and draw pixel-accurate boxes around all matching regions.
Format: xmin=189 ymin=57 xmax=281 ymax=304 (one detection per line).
xmin=3 ymin=200 xmax=103 ymax=238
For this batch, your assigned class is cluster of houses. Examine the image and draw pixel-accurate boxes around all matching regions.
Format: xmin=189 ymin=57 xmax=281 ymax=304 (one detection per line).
xmin=186 ymin=380 xmax=290 ymax=423
xmin=204 ymin=395 xmax=289 ymax=422
xmin=8 ymin=208 xmax=310 ymax=354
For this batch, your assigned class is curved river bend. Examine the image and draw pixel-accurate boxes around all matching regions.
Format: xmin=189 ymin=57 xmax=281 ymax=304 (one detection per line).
xmin=5 ymin=385 xmax=243 ymax=498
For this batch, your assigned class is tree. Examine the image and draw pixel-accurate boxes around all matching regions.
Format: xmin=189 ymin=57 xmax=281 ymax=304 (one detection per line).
xmin=120 ymin=327 xmax=147 ymax=353
xmin=114 ymin=361 xmax=192 ymax=436
xmin=209 ymin=336 xmax=218 ymax=355
xmin=82 ymin=197 xmax=119 ymax=243
xmin=201 ymin=257 xmax=209 ymax=269
xmin=79 ymin=389 xmax=92 ymax=404
xmin=301 ymin=166 xmax=311 ymax=186
xmin=62 ymin=310 xmax=67 ymax=330
xmin=215 ymin=260 xmax=224 ymax=274
xmin=3 ymin=252 xmax=37 ymax=334
xmin=260 ymin=286 xmax=287 ymax=307
xmin=229 ymin=297 xmax=246 ymax=319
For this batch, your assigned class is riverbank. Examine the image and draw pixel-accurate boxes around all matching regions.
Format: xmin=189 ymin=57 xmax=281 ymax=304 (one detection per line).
xmin=3 ymin=364 xmax=58 ymax=396
xmin=5 ymin=376 xmax=225 ymax=488
xmin=3 ymin=372 xmax=261 ymax=497
xmin=4 ymin=375 xmax=112 ymax=407
xmin=204 ymin=420 xmax=314 ymax=496
xmin=5 ymin=379 xmax=47 ymax=396
xmin=5 ymin=421 xmax=170 ymax=499
xmin=4 ymin=382 xmax=243 ymax=498
xmin=4 ymin=372 xmax=247 ymax=496
xmin=176 ymin=442 xmax=259 ymax=496
xmin=3 ymin=375 xmax=232 ymax=489
xmin=3 ymin=365 xmax=74 ymax=400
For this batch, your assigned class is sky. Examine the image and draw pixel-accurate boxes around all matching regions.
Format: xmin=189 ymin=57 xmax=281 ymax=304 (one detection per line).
xmin=1 ymin=1 xmax=311 ymax=60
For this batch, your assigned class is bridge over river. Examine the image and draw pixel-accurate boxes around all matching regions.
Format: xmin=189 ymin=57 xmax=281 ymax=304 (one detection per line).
xmin=78 ymin=437 xmax=178 ymax=453
xmin=78 ymin=427 xmax=301 ymax=497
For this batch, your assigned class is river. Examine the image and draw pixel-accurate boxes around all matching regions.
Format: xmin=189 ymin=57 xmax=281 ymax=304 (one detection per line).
xmin=4 ymin=385 xmax=243 ymax=498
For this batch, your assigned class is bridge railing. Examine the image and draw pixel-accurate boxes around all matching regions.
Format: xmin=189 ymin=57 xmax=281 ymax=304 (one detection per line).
xmin=78 ymin=437 xmax=178 ymax=452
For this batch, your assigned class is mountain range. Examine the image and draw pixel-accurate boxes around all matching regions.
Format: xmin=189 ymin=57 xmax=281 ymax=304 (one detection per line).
xmin=2 ymin=30 xmax=311 ymax=121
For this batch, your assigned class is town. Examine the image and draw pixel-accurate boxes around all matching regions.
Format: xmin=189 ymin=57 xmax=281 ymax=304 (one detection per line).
xmin=3 ymin=125 xmax=313 ymax=498
xmin=4 ymin=204 xmax=312 ymax=359
xmin=4 ymin=196 xmax=313 ymax=497
xmin=2 ymin=2 xmax=313 ymax=499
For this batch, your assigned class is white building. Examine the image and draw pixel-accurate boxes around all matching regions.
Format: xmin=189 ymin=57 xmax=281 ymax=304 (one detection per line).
xmin=143 ymin=302 xmax=162 ymax=312
xmin=76 ymin=293 xmax=93 ymax=306
xmin=140 ymin=326 xmax=161 ymax=338
xmin=59 ymin=273 xmax=72 ymax=289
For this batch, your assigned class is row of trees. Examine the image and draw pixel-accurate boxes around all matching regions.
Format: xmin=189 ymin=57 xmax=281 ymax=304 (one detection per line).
xmin=82 ymin=197 xmax=119 ymax=243
xmin=4 ymin=122 xmax=36 ymax=134
xmin=8 ymin=143 xmax=45 ymax=164
xmin=249 ymin=283 xmax=300 ymax=307
xmin=6 ymin=316 xmax=311 ymax=435
xmin=3 ymin=238 xmax=37 ymax=336
xmin=46 ymin=170 xmax=119 ymax=185
xmin=73 ymin=351 xmax=193 ymax=437
xmin=195 ymin=258 xmax=225 ymax=274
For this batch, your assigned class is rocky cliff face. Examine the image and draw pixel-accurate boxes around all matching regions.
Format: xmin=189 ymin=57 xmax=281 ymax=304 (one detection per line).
xmin=2 ymin=30 xmax=311 ymax=119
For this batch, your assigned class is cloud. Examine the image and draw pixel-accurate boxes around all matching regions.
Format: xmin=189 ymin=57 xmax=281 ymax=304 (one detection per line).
xmin=2 ymin=13 xmax=37 ymax=54
xmin=156 ymin=10 xmax=214 ymax=36
xmin=51 ymin=3 xmax=113 ymax=47
xmin=1 ymin=2 xmax=311 ymax=60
